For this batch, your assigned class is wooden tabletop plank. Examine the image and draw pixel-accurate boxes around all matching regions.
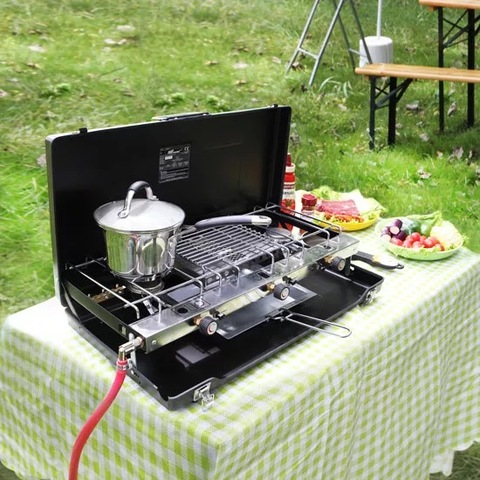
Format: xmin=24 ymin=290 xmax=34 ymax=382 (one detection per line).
xmin=355 ymin=63 xmax=480 ymax=82
xmin=419 ymin=0 xmax=480 ymax=10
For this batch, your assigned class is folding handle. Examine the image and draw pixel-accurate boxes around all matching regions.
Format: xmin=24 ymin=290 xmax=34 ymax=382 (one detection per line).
xmin=273 ymin=311 xmax=352 ymax=338
xmin=193 ymin=215 xmax=272 ymax=230
xmin=352 ymin=251 xmax=404 ymax=270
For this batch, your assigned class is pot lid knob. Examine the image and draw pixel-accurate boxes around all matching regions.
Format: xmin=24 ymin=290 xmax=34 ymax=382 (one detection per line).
xmin=118 ymin=180 xmax=157 ymax=218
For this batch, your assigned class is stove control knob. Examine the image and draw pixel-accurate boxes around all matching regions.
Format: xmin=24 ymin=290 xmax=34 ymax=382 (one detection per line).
xmin=273 ymin=283 xmax=290 ymax=301
xmin=198 ymin=316 xmax=218 ymax=336
xmin=324 ymin=255 xmax=346 ymax=272
xmin=332 ymin=256 xmax=346 ymax=272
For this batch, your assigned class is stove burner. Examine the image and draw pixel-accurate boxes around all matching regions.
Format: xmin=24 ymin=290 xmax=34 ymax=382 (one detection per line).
xmin=265 ymin=227 xmax=294 ymax=243
xmin=127 ymin=277 xmax=165 ymax=295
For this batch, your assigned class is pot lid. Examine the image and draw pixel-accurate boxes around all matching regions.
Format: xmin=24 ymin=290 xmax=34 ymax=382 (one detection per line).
xmin=94 ymin=198 xmax=185 ymax=233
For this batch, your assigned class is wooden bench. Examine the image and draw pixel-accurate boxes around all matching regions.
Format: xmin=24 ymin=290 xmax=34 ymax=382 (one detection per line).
xmin=355 ymin=63 xmax=480 ymax=149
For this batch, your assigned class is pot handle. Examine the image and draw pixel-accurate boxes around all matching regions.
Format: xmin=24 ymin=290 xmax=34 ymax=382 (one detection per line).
xmin=193 ymin=215 xmax=272 ymax=230
xmin=118 ymin=180 xmax=157 ymax=218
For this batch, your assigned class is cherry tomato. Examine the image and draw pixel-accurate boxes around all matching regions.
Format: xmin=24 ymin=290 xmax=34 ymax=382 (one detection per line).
xmin=412 ymin=241 xmax=423 ymax=249
xmin=423 ymin=238 xmax=435 ymax=248
xmin=428 ymin=236 xmax=440 ymax=246
xmin=410 ymin=232 xmax=421 ymax=242
xmin=402 ymin=239 xmax=413 ymax=248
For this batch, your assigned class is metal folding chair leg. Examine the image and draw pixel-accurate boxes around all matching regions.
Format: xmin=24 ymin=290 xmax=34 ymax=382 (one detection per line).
xmin=286 ymin=0 xmax=371 ymax=86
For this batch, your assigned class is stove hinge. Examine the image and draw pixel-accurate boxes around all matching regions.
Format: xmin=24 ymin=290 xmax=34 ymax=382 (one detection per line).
xmin=193 ymin=383 xmax=215 ymax=411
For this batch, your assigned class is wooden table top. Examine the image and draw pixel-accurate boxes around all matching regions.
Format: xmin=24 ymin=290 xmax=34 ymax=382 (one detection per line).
xmin=419 ymin=0 xmax=480 ymax=10
xmin=355 ymin=63 xmax=480 ymax=82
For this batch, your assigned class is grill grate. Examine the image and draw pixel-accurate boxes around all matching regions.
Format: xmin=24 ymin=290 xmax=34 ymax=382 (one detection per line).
xmin=176 ymin=225 xmax=295 ymax=272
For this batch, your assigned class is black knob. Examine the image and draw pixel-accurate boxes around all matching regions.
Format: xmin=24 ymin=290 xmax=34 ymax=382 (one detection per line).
xmin=330 ymin=256 xmax=346 ymax=272
xmin=198 ymin=316 xmax=218 ymax=336
xmin=273 ymin=283 xmax=290 ymax=300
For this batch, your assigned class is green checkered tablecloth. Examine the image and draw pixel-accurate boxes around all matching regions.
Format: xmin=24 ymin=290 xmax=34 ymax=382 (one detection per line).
xmin=1 ymin=229 xmax=479 ymax=480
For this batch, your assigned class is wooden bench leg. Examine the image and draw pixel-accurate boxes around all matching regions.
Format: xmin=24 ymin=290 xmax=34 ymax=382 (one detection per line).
xmin=437 ymin=7 xmax=477 ymax=130
xmin=369 ymin=77 xmax=376 ymax=150
xmin=366 ymin=76 xmax=413 ymax=150
xmin=439 ymin=79 xmax=445 ymax=132
xmin=467 ymin=9 xmax=475 ymax=128
xmin=368 ymin=76 xmax=397 ymax=149
xmin=438 ymin=8 xmax=445 ymax=132
xmin=388 ymin=77 xmax=397 ymax=146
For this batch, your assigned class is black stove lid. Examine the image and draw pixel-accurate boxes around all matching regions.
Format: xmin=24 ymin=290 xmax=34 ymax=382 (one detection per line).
xmin=46 ymin=105 xmax=291 ymax=299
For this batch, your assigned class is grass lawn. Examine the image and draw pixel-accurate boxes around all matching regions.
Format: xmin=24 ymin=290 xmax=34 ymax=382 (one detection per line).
xmin=0 ymin=0 xmax=479 ymax=478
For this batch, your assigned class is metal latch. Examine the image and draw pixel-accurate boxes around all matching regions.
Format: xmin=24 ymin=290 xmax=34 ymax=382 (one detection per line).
xmin=193 ymin=383 xmax=215 ymax=411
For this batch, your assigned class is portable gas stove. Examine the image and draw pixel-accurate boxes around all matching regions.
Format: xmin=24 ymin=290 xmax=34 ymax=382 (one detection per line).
xmin=46 ymin=105 xmax=383 ymax=409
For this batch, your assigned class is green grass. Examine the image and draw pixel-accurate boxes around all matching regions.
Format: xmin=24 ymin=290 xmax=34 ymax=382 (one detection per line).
xmin=1 ymin=0 xmax=479 ymax=477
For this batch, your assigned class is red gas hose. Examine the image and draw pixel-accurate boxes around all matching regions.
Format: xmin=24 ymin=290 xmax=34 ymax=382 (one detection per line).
xmin=69 ymin=359 xmax=128 ymax=480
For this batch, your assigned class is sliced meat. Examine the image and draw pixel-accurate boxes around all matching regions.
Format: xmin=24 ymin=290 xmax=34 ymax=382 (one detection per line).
xmin=317 ymin=199 xmax=360 ymax=216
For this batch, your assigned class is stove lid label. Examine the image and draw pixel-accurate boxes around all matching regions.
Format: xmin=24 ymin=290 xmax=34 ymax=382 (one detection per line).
xmin=158 ymin=144 xmax=191 ymax=183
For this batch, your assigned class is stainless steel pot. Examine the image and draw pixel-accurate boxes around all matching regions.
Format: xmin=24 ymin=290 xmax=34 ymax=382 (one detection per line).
xmin=94 ymin=180 xmax=272 ymax=282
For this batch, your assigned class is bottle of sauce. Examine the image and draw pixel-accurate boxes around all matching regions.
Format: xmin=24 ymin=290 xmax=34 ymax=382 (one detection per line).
xmin=281 ymin=153 xmax=296 ymax=211
xmin=280 ymin=153 xmax=296 ymax=231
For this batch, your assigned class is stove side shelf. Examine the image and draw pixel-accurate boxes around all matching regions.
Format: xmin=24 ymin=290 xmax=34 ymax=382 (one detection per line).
xmin=290 ymin=264 xmax=384 ymax=321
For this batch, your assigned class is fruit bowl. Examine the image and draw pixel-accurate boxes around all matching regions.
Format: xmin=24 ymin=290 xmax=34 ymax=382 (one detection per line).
xmin=375 ymin=217 xmax=463 ymax=261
